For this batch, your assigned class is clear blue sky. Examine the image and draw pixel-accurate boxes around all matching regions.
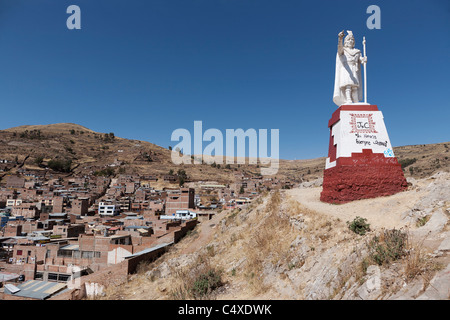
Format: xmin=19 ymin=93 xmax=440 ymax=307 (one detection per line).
xmin=0 ymin=0 xmax=449 ymax=160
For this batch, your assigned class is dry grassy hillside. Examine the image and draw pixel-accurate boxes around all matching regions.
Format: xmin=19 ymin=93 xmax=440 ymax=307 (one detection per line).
xmin=0 ymin=123 xmax=297 ymax=184
xmin=99 ymin=170 xmax=450 ymax=300
xmin=1 ymin=123 xmax=448 ymax=185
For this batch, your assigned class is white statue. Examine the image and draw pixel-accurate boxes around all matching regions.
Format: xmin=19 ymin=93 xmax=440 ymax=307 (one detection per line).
xmin=333 ymin=30 xmax=367 ymax=106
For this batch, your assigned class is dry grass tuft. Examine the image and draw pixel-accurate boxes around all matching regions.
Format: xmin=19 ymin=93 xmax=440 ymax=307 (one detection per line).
xmin=404 ymin=237 xmax=444 ymax=285
xmin=169 ymin=251 xmax=224 ymax=300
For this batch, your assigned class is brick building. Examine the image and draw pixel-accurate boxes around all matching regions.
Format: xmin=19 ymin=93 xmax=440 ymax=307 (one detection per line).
xmin=165 ymin=188 xmax=195 ymax=215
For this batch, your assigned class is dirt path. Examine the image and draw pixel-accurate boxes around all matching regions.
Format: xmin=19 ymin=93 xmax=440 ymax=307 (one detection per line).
xmin=286 ymin=185 xmax=428 ymax=231
xmin=180 ymin=210 xmax=228 ymax=254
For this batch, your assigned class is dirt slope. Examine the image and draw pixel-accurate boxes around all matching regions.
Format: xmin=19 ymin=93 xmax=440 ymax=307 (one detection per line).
xmin=99 ymin=170 xmax=449 ymax=300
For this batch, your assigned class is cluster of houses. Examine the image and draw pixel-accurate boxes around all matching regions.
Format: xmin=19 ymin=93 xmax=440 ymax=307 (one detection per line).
xmin=0 ymin=167 xmax=294 ymax=299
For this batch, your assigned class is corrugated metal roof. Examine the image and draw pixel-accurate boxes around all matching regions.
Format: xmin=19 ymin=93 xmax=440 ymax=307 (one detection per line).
xmin=0 ymin=272 xmax=20 ymax=282
xmin=124 ymin=242 xmax=173 ymax=259
xmin=59 ymin=244 xmax=79 ymax=251
xmin=4 ymin=284 xmax=20 ymax=294
xmin=4 ymin=280 xmax=67 ymax=300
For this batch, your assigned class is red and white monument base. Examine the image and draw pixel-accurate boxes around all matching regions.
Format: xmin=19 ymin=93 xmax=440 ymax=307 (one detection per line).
xmin=320 ymin=104 xmax=407 ymax=204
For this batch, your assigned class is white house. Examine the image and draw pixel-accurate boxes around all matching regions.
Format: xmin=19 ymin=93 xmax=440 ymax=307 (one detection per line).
xmin=98 ymin=202 xmax=119 ymax=216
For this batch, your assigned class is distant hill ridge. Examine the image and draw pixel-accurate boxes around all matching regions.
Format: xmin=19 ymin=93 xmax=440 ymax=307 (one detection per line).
xmin=4 ymin=123 xmax=96 ymax=134
xmin=0 ymin=122 xmax=449 ymax=183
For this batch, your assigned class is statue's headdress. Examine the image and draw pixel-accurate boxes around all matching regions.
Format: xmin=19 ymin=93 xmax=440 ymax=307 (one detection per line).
xmin=344 ymin=30 xmax=354 ymax=42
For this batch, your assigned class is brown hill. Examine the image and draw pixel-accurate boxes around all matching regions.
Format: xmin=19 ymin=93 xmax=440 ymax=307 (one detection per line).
xmin=0 ymin=123 xmax=448 ymax=184
xmin=4 ymin=123 xmax=95 ymax=134
xmin=0 ymin=123 xmax=305 ymax=185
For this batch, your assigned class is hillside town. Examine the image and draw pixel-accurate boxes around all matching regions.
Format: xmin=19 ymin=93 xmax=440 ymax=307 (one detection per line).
xmin=0 ymin=165 xmax=294 ymax=299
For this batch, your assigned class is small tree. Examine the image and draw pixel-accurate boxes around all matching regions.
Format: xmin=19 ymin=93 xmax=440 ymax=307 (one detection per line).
xmin=347 ymin=216 xmax=371 ymax=235
xmin=34 ymin=156 xmax=44 ymax=166
xmin=48 ymin=159 xmax=72 ymax=173
xmin=178 ymin=169 xmax=187 ymax=186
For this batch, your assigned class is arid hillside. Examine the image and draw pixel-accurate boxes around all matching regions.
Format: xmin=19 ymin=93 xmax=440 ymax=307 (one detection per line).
xmin=0 ymin=123 xmax=314 ymax=185
xmin=100 ymin=170 xmax=449 ymax=300
xmin=1 ymin=123 xmax=448 ymax=185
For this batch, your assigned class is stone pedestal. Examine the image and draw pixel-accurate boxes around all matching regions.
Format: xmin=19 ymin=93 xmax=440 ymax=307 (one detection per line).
xmin=320 ymin=104 xmax=407 ymax=204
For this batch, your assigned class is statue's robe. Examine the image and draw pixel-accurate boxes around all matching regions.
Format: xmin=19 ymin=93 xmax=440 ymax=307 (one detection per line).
xmin=333 ymin=47 xmax=363 ymax=106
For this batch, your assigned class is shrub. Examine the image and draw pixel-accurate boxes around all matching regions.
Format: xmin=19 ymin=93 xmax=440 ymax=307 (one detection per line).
xmin=47 ymin=159 xmax=72 ymax=173
xmin=103 ymin=132 xmax=115 ymax=142
xmin=34 ymin=156 xmax=44 ymax=166
xmin=416 ymin=215 xmax=430 ymax=227
xmin=94 ymin=167 xmax=115 ymax=177
xmin=367 ymin=229 xmax=408 ymax=266
xmin=347 ymin=216 xmax=371 ymax=235
xmin=177 ymin=169 xmax=187 ymax=186
xmin=170 ymin=256 xmax=223 ymax=300
xmin=191 ymin=269 xmax=223 ymax=298
xmin=399 ymin=158 xmax=417 ymax=169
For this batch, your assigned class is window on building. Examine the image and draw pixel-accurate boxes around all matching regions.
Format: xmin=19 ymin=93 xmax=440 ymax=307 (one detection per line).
xmin=57 ymin=250 xmax=72 ymax=258
xmin=48 ymin=273 xmax=58 ymax=282
xmin=16 ymin=250 xmax=22 ymax=256
xmin=81 ymin=251 xmax=93 ymax=259
xmin=58 ymin=274 xmax=71 ymax=282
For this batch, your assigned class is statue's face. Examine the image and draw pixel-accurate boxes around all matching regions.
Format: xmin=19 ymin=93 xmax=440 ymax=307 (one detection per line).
xmin=344 ymin=37 xmax=355 ymax=48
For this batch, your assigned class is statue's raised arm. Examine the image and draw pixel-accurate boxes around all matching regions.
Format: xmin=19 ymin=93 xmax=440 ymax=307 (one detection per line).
xmin=337 ymin=30 xmax=345 ymax=56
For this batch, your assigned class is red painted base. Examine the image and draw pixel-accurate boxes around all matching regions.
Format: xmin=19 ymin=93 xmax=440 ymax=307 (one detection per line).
xmin=320 ymin=149 xmax=408 ymax=204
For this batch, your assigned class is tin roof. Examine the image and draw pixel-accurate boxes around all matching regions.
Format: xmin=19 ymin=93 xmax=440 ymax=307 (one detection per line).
xmin=59 ymin=244 xmax=79 ymax=251
xmin=124 ymin=242 xmax=173 ymax=259
xmin=0 ymin=272 xmax=20 ymax=283
xmin=4 ymin=280 xmax=68 ymax=300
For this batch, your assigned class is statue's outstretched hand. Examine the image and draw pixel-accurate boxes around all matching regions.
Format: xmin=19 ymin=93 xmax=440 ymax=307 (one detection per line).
xmin=361 ymin=56 xmax=367 ymax=64
xmin=338 ymin=30 xmax=345 ymax=38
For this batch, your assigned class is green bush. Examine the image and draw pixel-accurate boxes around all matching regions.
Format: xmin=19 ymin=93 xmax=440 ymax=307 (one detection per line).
xmin=416 ymin=215 xmax=430 ymax=227
xmin=368 ymin=229 xmax=408 ymax=266
xmin=94 ymin=167 xmax=115 ymax=177
xmin=34 ymin=156 xmax=44 ymax=166
xmin=191 ymin=269 xmax=223 ymax=298
xmin=347 ymin=216 xmax=371 ymax=235
xmin=399 ymin=158 xmax=417 ymax=169
xmin=47 ymin=159 xmax=72 ymax=173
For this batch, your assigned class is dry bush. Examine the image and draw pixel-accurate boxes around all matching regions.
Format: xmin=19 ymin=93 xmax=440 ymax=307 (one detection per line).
xmin=367 ymin=228 xmax=409 ymax=266
xmin=360 ymin=228 xmax=444 ymax=295
xmin=170 ymin=251 xmax=224 ymax=300
xmin=404 ymin=237 xmax=444 ymax=284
